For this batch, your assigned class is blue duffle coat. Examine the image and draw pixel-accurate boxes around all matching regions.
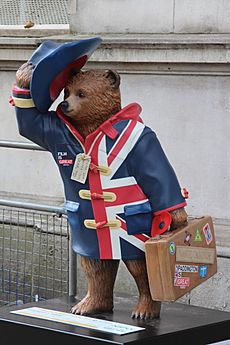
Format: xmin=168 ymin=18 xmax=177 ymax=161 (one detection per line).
xmin=12 ymin=86 xmax=186 ymax=260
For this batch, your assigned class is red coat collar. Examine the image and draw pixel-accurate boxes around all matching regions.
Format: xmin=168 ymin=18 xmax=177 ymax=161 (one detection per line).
xmin=56 ymin=103 xmax=143 ymax=147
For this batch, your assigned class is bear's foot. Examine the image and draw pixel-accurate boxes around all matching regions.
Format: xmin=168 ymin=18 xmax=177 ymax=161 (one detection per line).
xmin=71 ymin=295 xmax=113 ymax=315
xmin=131 ymin=299 xmax=161 ymax=320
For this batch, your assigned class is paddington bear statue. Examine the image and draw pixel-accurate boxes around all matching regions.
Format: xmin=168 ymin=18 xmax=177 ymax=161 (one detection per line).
xmin=11 ymin=37 xmax=188 ymax=319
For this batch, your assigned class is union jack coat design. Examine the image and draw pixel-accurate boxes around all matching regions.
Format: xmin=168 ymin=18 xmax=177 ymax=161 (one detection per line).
xmin=12 ymin=87 xmax=186 ymax=260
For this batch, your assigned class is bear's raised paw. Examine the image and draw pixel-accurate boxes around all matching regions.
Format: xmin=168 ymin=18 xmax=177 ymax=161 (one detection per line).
xmin=16 ymin=62 xmax=34 ymax=89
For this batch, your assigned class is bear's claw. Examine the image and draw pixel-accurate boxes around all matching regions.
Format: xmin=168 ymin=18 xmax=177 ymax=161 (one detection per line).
xmin=131 ymin=300 xmax=161 ymax=320
xmin=71 ymin=296 xmax=113 ymax=315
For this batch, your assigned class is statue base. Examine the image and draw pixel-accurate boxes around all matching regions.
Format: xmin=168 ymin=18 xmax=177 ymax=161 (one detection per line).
xmin=0 ymin=295 xmax=229 ymax=345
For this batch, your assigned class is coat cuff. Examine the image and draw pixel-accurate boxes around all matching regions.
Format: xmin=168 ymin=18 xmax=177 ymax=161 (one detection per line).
xmin=11 ymin=84 xmax=35 ymax=108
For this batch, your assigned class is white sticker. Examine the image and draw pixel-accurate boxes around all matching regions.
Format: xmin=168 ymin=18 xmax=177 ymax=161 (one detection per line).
xmin=71 ymin=153 xmax=91 ymax=184
xmin=175 ymin=265 xmax=199 ymax=273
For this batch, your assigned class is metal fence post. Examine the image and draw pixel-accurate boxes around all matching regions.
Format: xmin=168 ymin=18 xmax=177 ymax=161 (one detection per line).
xmin=69 ymin=231 xmax=77 ymax=297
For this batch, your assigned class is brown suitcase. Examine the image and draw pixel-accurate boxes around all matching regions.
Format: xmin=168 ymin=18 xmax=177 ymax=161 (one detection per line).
xmin=145 ymin=216 xmax=217 ymax=302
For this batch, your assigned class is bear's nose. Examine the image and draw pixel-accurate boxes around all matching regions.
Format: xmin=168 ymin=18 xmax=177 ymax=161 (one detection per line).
xmin=60 ymin=101 xmax=69 ymax=112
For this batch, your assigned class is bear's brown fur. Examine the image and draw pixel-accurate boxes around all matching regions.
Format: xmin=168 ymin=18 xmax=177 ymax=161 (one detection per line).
xmin=16 ymin=62 xmax=34 ymax=89
xmin=61 ymin=70 xmax=121 ymax=138
xmin=16 ymin=64 xmax=187 ymax=319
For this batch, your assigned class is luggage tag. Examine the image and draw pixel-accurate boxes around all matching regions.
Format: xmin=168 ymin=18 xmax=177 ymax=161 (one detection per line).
xmin=71 ymin=153 xmax=91 ymax=184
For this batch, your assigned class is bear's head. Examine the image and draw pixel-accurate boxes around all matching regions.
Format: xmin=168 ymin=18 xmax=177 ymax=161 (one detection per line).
xmin=60 ymin=69 xmax=121 ymax=138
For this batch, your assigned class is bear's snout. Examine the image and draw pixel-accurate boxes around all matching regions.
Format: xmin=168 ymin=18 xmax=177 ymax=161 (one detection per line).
xmin=60 ymin=101 xmax=69 ymax=113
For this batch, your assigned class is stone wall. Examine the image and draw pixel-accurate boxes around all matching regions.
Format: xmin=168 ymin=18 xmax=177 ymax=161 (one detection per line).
xmin=70 ymin=0 xmax=230 ymax=34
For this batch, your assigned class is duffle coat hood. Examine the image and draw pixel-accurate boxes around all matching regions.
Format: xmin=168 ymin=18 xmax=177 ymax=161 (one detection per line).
xmin=12 ymin=86 xmax=186 ymax=260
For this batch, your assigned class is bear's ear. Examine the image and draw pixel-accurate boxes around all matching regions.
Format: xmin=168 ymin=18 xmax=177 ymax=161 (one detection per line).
xmin=105 ymin=70 xmax=120 ymax=89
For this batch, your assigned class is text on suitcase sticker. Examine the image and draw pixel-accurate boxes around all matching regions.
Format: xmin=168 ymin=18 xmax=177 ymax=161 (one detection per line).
xmin=175 ymin=265 xmax=199 ymax=273
xmin=174 ymin=277 xmax=190 ymax=288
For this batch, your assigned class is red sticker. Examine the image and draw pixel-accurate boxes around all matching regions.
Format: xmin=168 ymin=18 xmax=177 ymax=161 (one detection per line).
xmin=174 ymin=277 xmax=190 ymax=288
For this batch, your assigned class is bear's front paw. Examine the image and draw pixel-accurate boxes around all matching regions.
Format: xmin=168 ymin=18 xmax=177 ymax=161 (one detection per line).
xmin=131 ymin=299 xmax=161 ymax=320
xmin=16 ymin=62 xmax=34 ymax=89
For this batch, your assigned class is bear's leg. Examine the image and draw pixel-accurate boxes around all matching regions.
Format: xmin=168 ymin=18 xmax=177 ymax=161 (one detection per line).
xmin=71 ymin=256 xmax=119 ymax=315
xmin=123 ymin=259 xmax=161 ymax=319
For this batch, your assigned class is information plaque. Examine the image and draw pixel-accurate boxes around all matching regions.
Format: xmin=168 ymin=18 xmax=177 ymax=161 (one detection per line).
xmin=11 ymin=307 xmax=144 ymax=335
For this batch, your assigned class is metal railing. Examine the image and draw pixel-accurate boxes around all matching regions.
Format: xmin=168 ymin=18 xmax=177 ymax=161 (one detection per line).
xmin=0 ymin=140 xmax=45 ymax=151
xmin=0 ymin=199 xmax=76 ymax=307
xmin=0 ymin=199 xmax=65 ymax=215
xmin=0 ymin=139 xmax=77 ymax=307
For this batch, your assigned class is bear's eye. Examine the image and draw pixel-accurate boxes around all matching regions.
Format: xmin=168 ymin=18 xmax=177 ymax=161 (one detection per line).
xmin=77 ymin=90 xmax=86 ymax=98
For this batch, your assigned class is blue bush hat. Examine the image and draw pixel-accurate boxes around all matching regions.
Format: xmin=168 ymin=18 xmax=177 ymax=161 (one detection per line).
xmin=29 ymin=37 xmax=102 ymax=112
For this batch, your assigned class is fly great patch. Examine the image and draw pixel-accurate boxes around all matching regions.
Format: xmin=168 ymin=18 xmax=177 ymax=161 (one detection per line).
xmin=57 ymin=152 xmax=73 ymax=166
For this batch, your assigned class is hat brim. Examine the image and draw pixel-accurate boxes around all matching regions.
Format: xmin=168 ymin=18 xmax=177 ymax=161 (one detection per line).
xmin=29 ymin=37 xmax=102 ymax=112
